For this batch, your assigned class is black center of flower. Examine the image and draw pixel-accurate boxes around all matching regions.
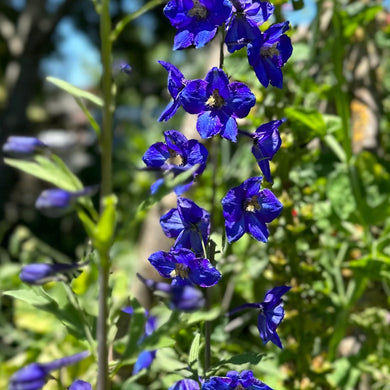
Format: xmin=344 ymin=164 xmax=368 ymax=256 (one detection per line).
xmin=188 ymin=0 xmax=208 ymax=19
xmin=260 ymin=43 xmax=280 ymax=57
xmin=206 ymin=89 xmax=225 ymax=109
xmin=243 ymin=195 xmax=261 ymax=212
xmin=167 ymin=149 xmax=185 ymax=166
xmin=170 ymin=263 xmax=189 ymax=278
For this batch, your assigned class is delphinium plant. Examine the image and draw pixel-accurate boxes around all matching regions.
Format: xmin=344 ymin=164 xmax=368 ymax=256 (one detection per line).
xmin=2 ymin=0 xmax=294 ymax=389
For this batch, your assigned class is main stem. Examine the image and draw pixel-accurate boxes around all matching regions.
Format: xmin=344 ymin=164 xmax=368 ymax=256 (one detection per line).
xmin=98 ymin=0 xmax=113 ymax=388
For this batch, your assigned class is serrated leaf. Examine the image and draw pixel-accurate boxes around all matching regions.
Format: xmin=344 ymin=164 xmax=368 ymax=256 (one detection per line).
xmin=47 ymin=76 xmax=103 ymax=107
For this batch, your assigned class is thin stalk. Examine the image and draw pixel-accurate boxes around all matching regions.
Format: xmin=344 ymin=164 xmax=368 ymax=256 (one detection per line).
xmin=98 ymin=0 xmax=114 ymax=388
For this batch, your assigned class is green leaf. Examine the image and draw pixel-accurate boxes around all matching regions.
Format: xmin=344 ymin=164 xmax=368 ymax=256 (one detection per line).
xmin=284 ymin=107 xmax=326 ymax=143
xmin=138 ymin=311 xmax=180 ymax=351
xmin=4 ymin=287 xmax=89 ymax=339
xmin=210 ymin=352 xmax=265 ymax=372
xmin=326 ymin=167 xmax=356 ymax=220
xmin=4 ymin=154 xmax=83 ymax=191
xmin=188 ymin=332 xmax=201 ymax=372
xmin=94 ymin=195 xmax=117 ymax=251
xmin=349 ymin=254 xmax=390 ymax=281
xmin=185 ymin=307 xmax=221 ymax=325
xmin=46 ymin=76 xmax=103 ymax=107
xmin=4 ymin=288 xmax=48 ymax=306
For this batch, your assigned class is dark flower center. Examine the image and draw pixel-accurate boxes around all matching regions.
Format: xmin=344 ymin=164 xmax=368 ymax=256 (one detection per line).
xmin=167 ymin=149 xmax=184 ymax=166
xmin=170 ymin=263 xmax=189 ymax=278
xmin=260 ymin=43 xmax=280 ymax=57
xmin=244 ymin=195 xmax=261 ymax=212
xmin=187 ymin=0 xmax=208 ymax=19
xmin=206 ymin=89 xmax=225 ymax=109
xmin=234 ymin=385 xmax=245 ymax=390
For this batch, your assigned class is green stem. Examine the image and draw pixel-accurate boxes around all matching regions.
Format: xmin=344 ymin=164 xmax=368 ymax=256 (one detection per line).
xmin=98 ymin=0 xmax=113 ymax=388
xmin=111 ymin=0 xmax=165 ymax=42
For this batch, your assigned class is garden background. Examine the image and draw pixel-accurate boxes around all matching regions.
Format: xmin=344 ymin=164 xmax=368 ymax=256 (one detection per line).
xmin=1 ymin=0 xmax=390 ymax=389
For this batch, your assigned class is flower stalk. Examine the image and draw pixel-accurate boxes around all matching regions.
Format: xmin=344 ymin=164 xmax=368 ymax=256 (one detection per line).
xmin=98 ymin=0 xmax=114 ymax=388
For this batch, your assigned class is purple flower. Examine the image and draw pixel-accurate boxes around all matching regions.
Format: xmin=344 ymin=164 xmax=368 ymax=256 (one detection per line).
xmin=3 ymin=136 xmax=48 ymax=158
xmin=35 ymin=186 xmax=98 ymax=217
xmin=148 ymin=248 xmax=221 ymax=287
xmin=68 ymin=380 xmax=92 ymax=390
xmin=181 ymin=68 xmax=256 ymax=142
xmin=225 ymin=0 xmax=274 ymax=53
xmin=137 ymin=273 xmax=205 ymax=312
xmin=158 ymin=61 xmax=190 ymax=121
xmin=230 ymin=286 xmax=291 ymax=348
xmin=142 ymin=130 xmax=208 ymax=195
xmin=242 ymin=119 xmax=285 ymax=183
xmin=169 ymin=378 xmax=200 ymax=390
xmin=9 ymin=351 xmax=89 ymax=390
xmin=19 ymin=262 xmax=86 ymax=285
xmin=247 ymin=21 xmax=293 ymax=88
xmin=202 ymin=370 xmax=273 ymax=389
xmin=164 ymin=0 xmax=232 ymax=50
xmin=160 ymin=197 xmax=210 ymax=256
xmin=221 ymin=177 xmax=282 ymax=243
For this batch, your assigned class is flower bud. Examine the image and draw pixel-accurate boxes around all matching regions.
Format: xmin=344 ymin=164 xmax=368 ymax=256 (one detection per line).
xmin=9 ymin=351 xmax=89 ymax=390
xmin=35 ymin=186 xmax=98 ymax=217
xmin=19 ymin=262 xmax=86 ymax=285
xmin=3 ymin=136 xmax=48 ymax=158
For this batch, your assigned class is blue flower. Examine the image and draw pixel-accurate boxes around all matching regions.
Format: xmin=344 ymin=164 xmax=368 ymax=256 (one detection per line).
xmin=164 ymin=0 xmax=232 ymax=50
xmin=68 ymin=380 xmax=92 ymax=390
xmin=241 ymin=119 xmax=285 ymax=183
xmin=221 ymin=177 xmax=282 ymax=243
xmin=142 ymin=130 xmax=208 ymax=195
xmin=180 ymin=67 xmax=256 ymax=142
xmin=148 ymin=248 xmax=221 ymax=287
xmin=3 ymin=136 xmax=48 ymax=158
xmin=247 ymin=21 xmax=293 ymax=88
xmin=35 ymin=186 xmax=98 ymax=217
xmin=19 ymin=262 xmax=86 ymax=285
xmin=225 ymin=0 xmax=274 ymax=53
xmin=202 ymin=370 xmax=273 ymax=389
xmin=158 ymin=61 xmax=190 ymax=121
xmin=229 ymin=286 xmax=291 ymax=349
xmin=132 ymin=350 xmax=157 ymax=375
xmin=169 ymin=378 xmax=200 ymax=390
xmin=160 ymin=197 xmax=210 ymax=256
xmin=137 ymin=273 xmax=205 ymax=312
xmin=9 ymin=351 xmax=89 ymax=390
